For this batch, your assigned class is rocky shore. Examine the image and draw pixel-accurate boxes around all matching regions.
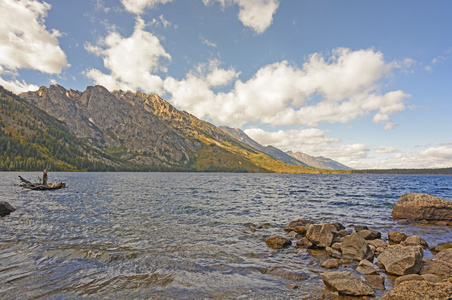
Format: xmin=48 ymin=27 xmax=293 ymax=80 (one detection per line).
xmin=262 ymin=193 xmax=452 ymax=299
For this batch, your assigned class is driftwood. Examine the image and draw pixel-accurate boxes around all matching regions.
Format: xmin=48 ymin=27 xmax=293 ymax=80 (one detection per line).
xmin=18 ymin=175 xmax=66 ymax=190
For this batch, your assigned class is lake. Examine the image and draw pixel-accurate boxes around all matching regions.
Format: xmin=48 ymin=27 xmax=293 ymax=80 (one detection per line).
xmin=1 ymin=172 xmax=451 ymax=299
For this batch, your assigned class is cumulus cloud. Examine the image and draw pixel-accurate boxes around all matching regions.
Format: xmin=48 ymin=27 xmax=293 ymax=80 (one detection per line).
xmin=121 ymin=0 xmax=173 ymax=14
xmin=203 ymin=0 xmax=279 ymax=34
xmin=165 ymin=48 xmax=409 ymax=129
xmin=0 ymin=0 xmax=68 ymax=93
xmin=244 ymin=127 xmax=338 ymax=152
xmin=85 ymin=17 xmax=171 ymax=94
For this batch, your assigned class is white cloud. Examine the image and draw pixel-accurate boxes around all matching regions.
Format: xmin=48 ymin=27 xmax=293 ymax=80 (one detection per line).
xmin=85 ymin=17 xmax=171 ymax=94
xmin=203 ymin=0 xmax=280 ymax=34
xmin=244 ymin=127 xmax=338 ymax=153
xmin=165 ymin=48 xmax=409 ymax=129
xmin=0 ymin=0 xmax=68 ymax=93
xmin=375 ymin=146 xmax=397 ymax=154
xmin=121 ymin=0 xmax=173 ymax=14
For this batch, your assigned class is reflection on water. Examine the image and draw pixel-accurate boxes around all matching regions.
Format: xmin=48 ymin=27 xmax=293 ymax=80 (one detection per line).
xmin=1 ymin=172 xmax=451 ymax=299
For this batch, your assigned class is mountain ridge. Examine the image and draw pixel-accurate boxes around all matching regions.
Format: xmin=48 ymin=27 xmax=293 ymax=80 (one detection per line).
xmin=14 ymin=84 xmax=322 ymax=173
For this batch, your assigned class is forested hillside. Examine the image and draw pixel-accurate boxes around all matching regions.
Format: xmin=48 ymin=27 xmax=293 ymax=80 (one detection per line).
xmin=0 ymin=86 xmax=132 ymax=171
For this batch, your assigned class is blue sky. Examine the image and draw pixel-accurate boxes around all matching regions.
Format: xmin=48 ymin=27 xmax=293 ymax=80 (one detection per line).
xmin=1 ymin=0 xmax=451 ymax=169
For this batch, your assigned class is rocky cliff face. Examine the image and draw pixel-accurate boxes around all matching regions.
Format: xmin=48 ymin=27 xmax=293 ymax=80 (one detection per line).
xmin=19 ymin=85 xmax=276 ymax=171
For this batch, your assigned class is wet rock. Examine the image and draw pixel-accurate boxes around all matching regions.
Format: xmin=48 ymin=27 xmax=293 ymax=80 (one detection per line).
xmin=377 ymin=245 xmax=423 ymax=276
xmin=265 ymin=236 xmax=291 ymax=249
xmin=265 ymin=267 xmax=309 ymax=281
xmin=330 ymin=222 xmax=345 ymax=231
xmin=306 ymin=224 xmax=339 ymax=248
xmin=392 ymin=193 xmax=452 ymax=221
xmin=320 ymin=270 xmax=375 ymax=296
xmin=388 ymin=230 xmax=409 ymax=244
xmin=401 ymin=235 xmax=429 ymax=248
xmin=420 ymin=261 xmax=452 ymax=280
xmin=357 ymin=229 xmax=381 ymax=240
xmin=365 ymin=274 xmax=385 ymax=290
xmin=394 ymin=274 xmax=424 ymax=286
xmin=380 ymin=280 xmax=452 ymax=300
xmin=0 ymin=201 xmax=16 ymax=217
xmin=341 ymin=232 xmax=374 ymax=262
xmin=286 ymin=231 xmax=300 ymax=238
xmin=296 ymin=237 xmax=314 ymax=249
xmin=322 ymin=259 xmax=339 ymax=269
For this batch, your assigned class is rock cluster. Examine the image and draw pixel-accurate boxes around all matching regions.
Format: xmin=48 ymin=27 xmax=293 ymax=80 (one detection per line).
xmin=262 ymin=218 xmax=452 ymax=298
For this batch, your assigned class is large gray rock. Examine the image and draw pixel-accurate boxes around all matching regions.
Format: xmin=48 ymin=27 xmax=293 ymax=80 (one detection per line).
xmin=306 ymin=224 xmax=338 ymax=248
xmin=380 ymin=280 xmax=452 ymax=300
xmin=420 ymin=261 xmax=452 ymax=280
xmin=321 ymin=271 xmax=374 ymax=296
xmin=388 ymin=231 xmax=408 ymax=244
xmin=436 ymin=248 xmax=452 ymax=269
xmin=341 ymin=232 xmax=374 ymax=261
xmin=0 ymin=201 xmax=16 ymax=217
xmin=377 ymin=245 xmax=423 ymax=276
xmin=392 ymin=193 xmax=452 ymax=221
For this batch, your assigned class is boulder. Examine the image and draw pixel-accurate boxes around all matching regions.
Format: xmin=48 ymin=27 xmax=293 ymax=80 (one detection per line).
xmin=421 ymin=274 xmax=442 ymax=283
xmin=325 ymin=246 xmax=341 ymax=259
xmin=357 ymin=260 xmax=379 ymax=275
xmin=322 ymin=259 xmax=339 ymax=269
xmin=296 ymin=237 xmax=314 ymax=249
xmin=0 ymin=201 xmax=16 ymax=217
xmin=358 ymin=229 xmax=381 ymax=240
xmin=354 ymin=225 xmax=369 ymax=232
xmin=401 ymin=235 xmax=429 ymax=248
xmin=265 ymin=236 xmax=291 ymax=249
xmin=368 ymin=239 xmax=388 ymax=249
xmin=420 ymin=261 xmax=452 ymax=280
xmin=365 ymin=274 xmax=385 ymax=290
xmin=431 ymin=242 xmax=452 ymax=254
xmin=306 ymin=224 xmax=339 ymax=248
xmin=380 ymin=280 xmax=452 ymax=300
xmin=320 ymin=271 xmax=375 ymax=296
xmin=392 ymin=193 xmax=452 ymax=221
xmin=436 ymin=248 xmax=452 ymax=269
xmin=388 ymin=231 xmax=409 ymax=244
xmin=341 ymin=232 xmax=374 ymax=261
xmin=377 ymin=245 xmax=423 ymax=276
xmin=394 ymin=274 xmax=424 ymax=286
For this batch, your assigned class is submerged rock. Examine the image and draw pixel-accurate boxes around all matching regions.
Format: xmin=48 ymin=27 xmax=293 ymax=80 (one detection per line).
xmin=0 ymin=201 xmax=16 ymax=217
xmin=377 ymin=245 xmax=423 ymax=276
xmin=265 ymin=236 xmax=291 ymax=249
xmin=264 ymin=267 xmax=309 ymax=281
xmin=321 ymin=270 xmax=375 ymax=296
xmin=392 ymin=193 xmax=452 ymax=221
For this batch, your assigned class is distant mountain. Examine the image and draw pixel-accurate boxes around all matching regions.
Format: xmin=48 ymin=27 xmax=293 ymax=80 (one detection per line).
xmin=219 ymin=126 xmax=351 ymax=170
xmin=219 ymin=126 xmax=310 ymax=167
xmin=286 ymin=151 xmax=352 ymax=170
xmin=12 ymin=84 xmax=320 ymax=173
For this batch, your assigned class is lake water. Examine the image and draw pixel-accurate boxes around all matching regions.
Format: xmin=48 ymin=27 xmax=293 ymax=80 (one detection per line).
xmin=1 ymin=172 xmax=451 ymax=299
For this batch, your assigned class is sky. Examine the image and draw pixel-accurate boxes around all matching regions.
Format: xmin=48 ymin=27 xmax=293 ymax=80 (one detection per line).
xmin=1 ymin=0 xmax=452 ymax=169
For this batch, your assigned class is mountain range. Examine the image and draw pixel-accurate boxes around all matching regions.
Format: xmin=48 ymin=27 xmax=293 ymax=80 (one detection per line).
xmin=0 ymin=84 xmax=341 ymax=173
